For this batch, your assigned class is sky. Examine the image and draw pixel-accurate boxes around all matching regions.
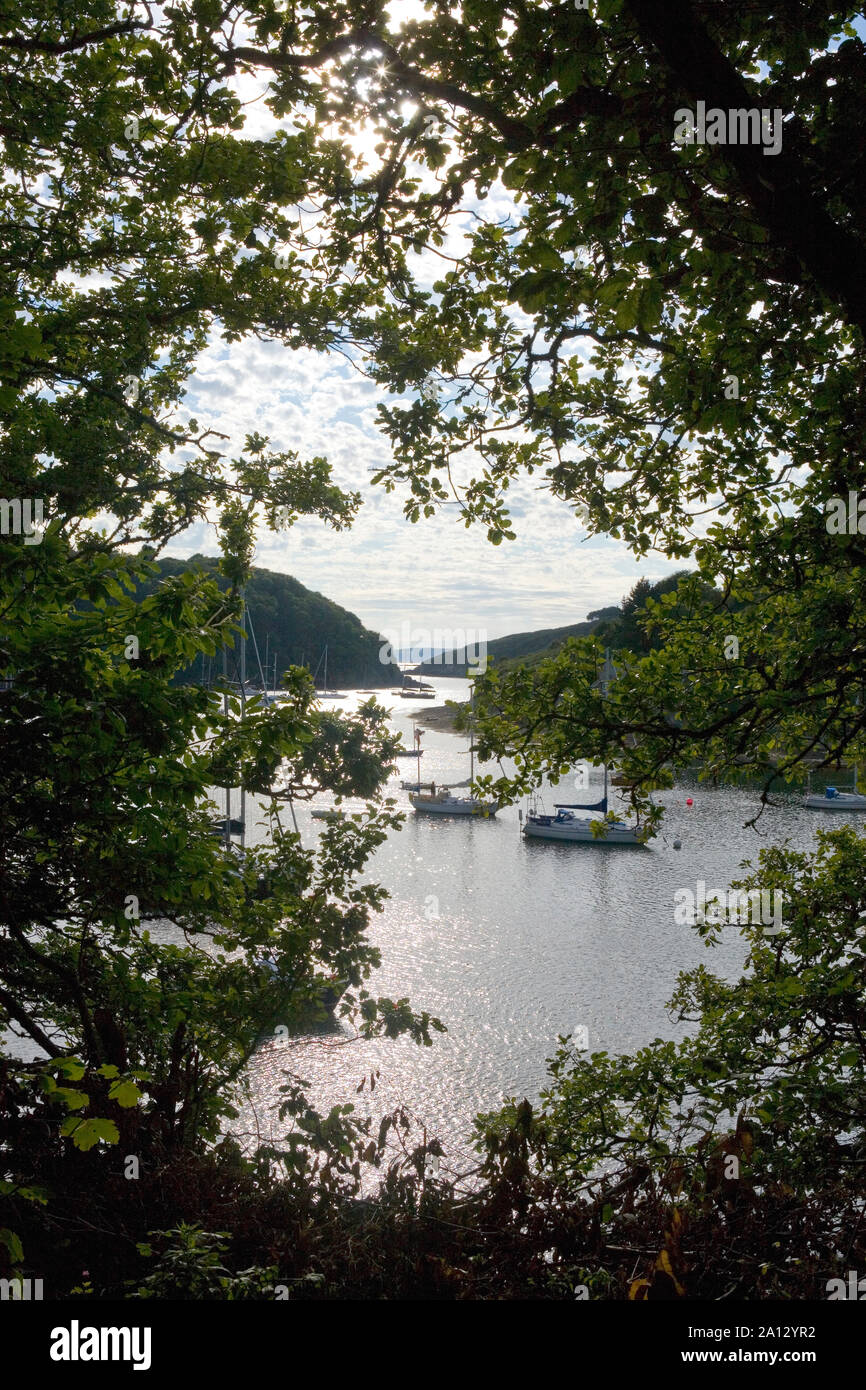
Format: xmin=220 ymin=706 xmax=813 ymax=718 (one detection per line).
xmin=170 ymin=331 xmax=682 ymax=645
xmin=163 ymin=2 xmax=686 ymax=645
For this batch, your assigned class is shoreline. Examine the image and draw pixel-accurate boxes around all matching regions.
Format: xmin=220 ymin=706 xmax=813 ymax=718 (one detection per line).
xmin=408 ymin=701 xmax=466 ymax=732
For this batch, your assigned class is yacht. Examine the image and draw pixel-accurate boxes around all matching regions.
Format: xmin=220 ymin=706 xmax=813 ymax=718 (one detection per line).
xmin=409 ymin=694 xmax=498 ymax=817
xmin=804 ymin=780 xmax=866 ymax=810
xmin=521 ymin=798 xmax=650 ymax=844
xmin=520 ymin=651 xmax=651 ymax=846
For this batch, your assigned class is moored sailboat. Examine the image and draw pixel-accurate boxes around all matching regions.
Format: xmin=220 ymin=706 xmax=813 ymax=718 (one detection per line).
xmin=805 ymin=765 xmax=866 ymax=810
xmin=521 ymin=798 xmax=650 ymax=845
xmin=409 ymin=693 xmax=497 ymax=817
xmin=520 ymin=650 xmax=651 ymax=846
xmin=314 ymin=644 xmax=346 ymax=699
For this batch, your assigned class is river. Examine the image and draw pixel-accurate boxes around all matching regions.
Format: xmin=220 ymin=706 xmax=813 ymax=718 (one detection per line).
xmin=236 ymin=675 xmax=848 ymax=1174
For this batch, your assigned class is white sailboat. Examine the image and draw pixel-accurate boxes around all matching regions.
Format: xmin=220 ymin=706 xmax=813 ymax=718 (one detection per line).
xmin=520 ymin=787 xmax=651 ymax=845
xmin=409 ymin=695 xmax=498 ymax=817
xmin=521 ymin=650 xmax=652 ymax=846
xmin=805 ymin=765 xmax=866 ymax=810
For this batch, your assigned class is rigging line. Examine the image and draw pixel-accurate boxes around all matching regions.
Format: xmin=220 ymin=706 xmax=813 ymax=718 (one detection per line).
xmin=311 ymin=644 xmax=326 ymax=684
xmin=244 ymin=601 xmax=271 ymax=690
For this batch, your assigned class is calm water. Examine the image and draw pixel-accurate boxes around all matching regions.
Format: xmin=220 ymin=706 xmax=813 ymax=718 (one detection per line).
xmin=236 ymin=676 xmax=853 ymax=1171
xmin=6 ymin=676 xmax=854 ymax=1169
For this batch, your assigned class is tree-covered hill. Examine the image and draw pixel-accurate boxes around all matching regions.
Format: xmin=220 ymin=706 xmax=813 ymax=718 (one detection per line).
xmin=411 ymin=575 xmax=716 ymax=677
xmin=590 ymin=571 xmax=722 ymax=656
xmin=151 ymin=555 xmax=401 ymax=689
xmin=409 ymin=609 xmax=619 ymax=676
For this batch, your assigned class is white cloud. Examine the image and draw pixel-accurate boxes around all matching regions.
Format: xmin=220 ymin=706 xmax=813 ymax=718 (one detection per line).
xmin=158 ymin=55 xmax=685 ymax=642
xmin=165 ymin=329 xmax=682 ymax=641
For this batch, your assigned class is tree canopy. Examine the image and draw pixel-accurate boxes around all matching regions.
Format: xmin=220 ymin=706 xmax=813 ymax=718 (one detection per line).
xmin=6 ymin=0 xmax=858 ymax=808
xmin=1 ymin=0 xmax=448 ymax=1265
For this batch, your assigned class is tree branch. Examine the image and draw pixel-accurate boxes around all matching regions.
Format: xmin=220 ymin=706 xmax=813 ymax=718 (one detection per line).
xmin=0 ymin=19 xmax=149 ymax=55
xmin=0 ymin=984 xmax=65 ymax=1057
xmin=625 ymin=0 xmax=866 ymax=338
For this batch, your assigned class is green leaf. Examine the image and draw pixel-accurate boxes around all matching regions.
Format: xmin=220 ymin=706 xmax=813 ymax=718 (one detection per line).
xmin=61 ymin=1117 xmax=120 ymax=1151
xmin=0 ymin=1228 xmax=24 ymax=1264
xmin=108 ymin=1078 xmax=143 ymax=1108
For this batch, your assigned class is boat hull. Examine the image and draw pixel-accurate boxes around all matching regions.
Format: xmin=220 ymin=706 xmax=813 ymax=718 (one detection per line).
xmin=523 ymin=815 xmax=648 ymax=844
xmin=805 ymin=793 xmax=866 ymax=810
xmin=410 ymin=794 xmax=498 ymax=816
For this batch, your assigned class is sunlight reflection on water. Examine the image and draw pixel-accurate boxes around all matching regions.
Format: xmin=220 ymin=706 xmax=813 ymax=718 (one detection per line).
xmin=234 ymin=677 xmax=844 ymax=1173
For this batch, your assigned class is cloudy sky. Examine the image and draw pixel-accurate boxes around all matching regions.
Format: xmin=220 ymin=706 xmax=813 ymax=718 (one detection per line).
xmin=170 ymin=330 xmax=682 ymax=645
xmin=164 ymin=3 xmax=684 ymax=645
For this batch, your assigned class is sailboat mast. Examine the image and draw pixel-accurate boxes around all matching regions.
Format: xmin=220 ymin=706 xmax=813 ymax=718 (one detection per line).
xmin=470 ymin=682 xmax=475 ymax=785
xmin=602 ymin=648 xmax=611 ymax=808
xmin=240 ymin=588 xmax=246 ymax=850
xmin=222 ymin=640 xmax=230 ymax=850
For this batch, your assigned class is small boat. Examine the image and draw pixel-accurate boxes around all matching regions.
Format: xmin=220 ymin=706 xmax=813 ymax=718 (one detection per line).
xmin=400 ymin=687 xmax=436 ymax=698
xmin=409 ymin=693 xmax=497 ymax=816
xmin=409 ymin=788 xmax=498 ymax=816
xmin=211 ymin=816 xmax=245 ymax=838
xmin=804 ymin=785 xmax=866 ymax=810
xmin=521 ymin=803 xmax=649 ymax=844
xmin=805 ymin=762 xmax=866 ymax=810
xmin=394 ymin=747 xmax=424 ymax=757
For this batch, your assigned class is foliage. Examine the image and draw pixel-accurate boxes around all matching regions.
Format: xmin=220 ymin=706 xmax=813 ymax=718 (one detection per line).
xmin=146 ymin=555 xmax=400 ymax=690
xmin=0 ymin=0 xmax=441 ymax=1271
xmin=130 ymin=1225 xmax=279 ymax=1300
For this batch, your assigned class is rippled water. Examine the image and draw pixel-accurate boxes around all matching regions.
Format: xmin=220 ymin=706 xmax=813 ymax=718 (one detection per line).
xmin=238 ymin=676 xmax=853 ymax=1170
